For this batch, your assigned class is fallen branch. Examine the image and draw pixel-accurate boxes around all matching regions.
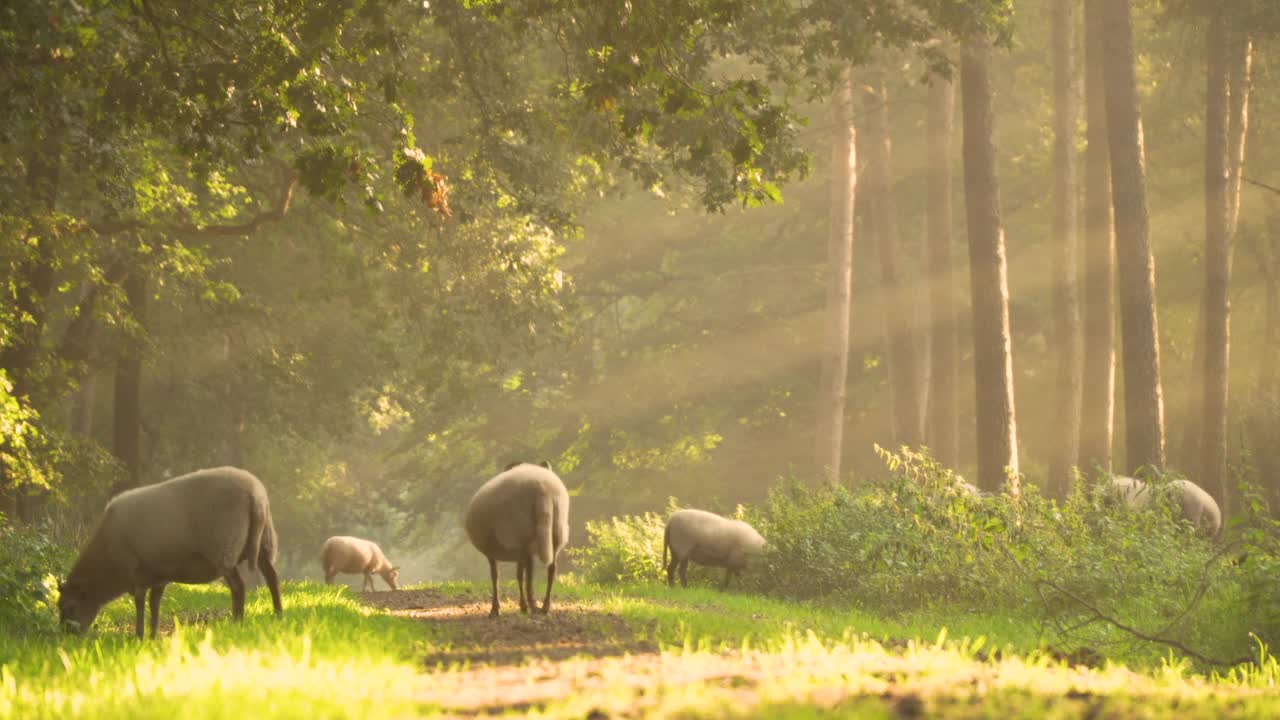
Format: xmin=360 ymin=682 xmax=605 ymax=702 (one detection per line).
xmin=998 ymin=537 xmax=1252 ymax=667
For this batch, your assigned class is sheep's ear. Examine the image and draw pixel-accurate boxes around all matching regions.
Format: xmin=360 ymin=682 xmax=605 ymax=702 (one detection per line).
xmin=391 ymin=566 xmax=401 ymax=571
xmin=503 ymin=461 xmax=521 ymax=471
xmin=538 ymin=461 xmax=553 ymax=471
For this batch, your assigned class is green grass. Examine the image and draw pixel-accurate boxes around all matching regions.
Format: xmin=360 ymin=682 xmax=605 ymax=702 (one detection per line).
xmin=1 ymin=579 xmax=1278 ymax=718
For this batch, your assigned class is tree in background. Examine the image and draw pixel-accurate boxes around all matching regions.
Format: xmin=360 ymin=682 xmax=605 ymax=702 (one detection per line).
xmin=1102 ymin=0 xmax=1166 ymax=473
xmin=961 ymin=35 xmax=1020 ymax=494
xmin=1079 ymin=0 xmax=1116 ymax=477
xmin=927 ymin=74 xmax=960 ymax=472
xmin=863 ymin=71 xmax=923 ymax=449
xmin=816 ymin=73 xmax=857 ymax=483
xmin=1049 ymin=0 xmax=1082 ymax=497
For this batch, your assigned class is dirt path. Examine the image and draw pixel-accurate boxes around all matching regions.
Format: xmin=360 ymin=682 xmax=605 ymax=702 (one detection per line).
xmin=362 ymin=587 xmax=659 ymax=667
xmin=355 ymin=589 xmax=1241 ymax=718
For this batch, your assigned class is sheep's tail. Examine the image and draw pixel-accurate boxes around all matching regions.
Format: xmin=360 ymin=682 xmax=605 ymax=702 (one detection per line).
xmin=534 ymin=494 xmax=556 ymax=565
xmin=243 ymin=493 xmax=268 ymax=574
xmin=662 ymin=523 xmax=670 ymax=571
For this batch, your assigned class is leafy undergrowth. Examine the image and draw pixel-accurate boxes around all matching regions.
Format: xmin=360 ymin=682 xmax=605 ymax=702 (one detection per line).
xmin=2 ymin=580 xmax=1278 ymax=718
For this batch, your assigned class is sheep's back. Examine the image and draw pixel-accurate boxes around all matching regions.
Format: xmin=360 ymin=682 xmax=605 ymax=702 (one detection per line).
xmin=321 ymin=536 xmax=377 ymax=573
xmin=666 ymin=510 xmax=741 ymax=562
xmin=465 ymin=465 xmax=568 ymax=559
xmin=106 ymin=467 xmax=268 ymax=579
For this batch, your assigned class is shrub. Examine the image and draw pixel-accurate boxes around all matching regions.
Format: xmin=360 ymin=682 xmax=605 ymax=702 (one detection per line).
xmin=0 ymin=516 xmax=73 ymax=637
xmin=568 ymin=499 xmax=673 ymax=584
xmin=568 ymin=497 xmax=741 ymax=587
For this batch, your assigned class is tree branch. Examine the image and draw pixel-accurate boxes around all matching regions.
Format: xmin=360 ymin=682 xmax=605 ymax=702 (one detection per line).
xmin=1243 ymin=176 xmax=1280 ymax=196
xmin=88 ymin=173 xmax=297 ymax=238
xmin=998 ymin=537 xmax=1253 ymax=667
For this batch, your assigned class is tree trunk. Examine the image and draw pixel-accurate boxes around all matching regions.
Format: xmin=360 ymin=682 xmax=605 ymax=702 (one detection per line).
xmin=1200 ymin=11 xmax=1232 ymax=505
xmin=1101 ymin=0 xmax=1166 ymax=473
xmin=1080 ymin=0 xmax=1116 ymax=477
xmin=863 ymin=72 xmax=923 ymax=449
xmin=960 ymin=39 xmax=1020 ymax=495
xmin=816 ymin=72 xmax=857 ymax=484
xmin=111 ymin=272 xmax=148 ymax=496
xmin=1049 ymin=0 xmax=1083 ymax=497
xmin=927 ymin=74 xmax=960 ymax=471
xmin=1226 ymin=34 xmax=1252 ymax=239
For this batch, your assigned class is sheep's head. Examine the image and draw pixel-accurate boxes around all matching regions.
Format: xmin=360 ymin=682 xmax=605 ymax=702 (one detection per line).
xmin=743 ymin=526 xmax=767 ymax=558
xmin=57 ymin=579 xmax=101 ymax=635
xmin=380 ymin=566 xmax=401 ymax=591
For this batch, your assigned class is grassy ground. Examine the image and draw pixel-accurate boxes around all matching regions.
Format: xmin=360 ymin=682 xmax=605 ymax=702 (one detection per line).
xmin=1 ymin=579 xmax=1277 ymax=718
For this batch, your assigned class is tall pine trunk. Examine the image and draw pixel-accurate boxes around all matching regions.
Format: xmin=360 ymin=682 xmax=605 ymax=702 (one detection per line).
xmin=961 ymin=39 xmax=1020 ymax=495
xmin=1080 ymin=0 xmax=1116 ymax=476
xmin=816 ymin=73 xmax=857 ymax=484
xmin=1049 ymin=0 xmax=1083 ymax=497
xmin=1200 ymin=11 xmax=1231 ymax=504
xmin=926 ymin=75 xmax=959 ymax=471
xmin=1200 ymin=25 xmax=1252 ymax=506
xmin=863 ymin=72 xmax=923 ymax=448
xmin=1101 ymin=0 xmax=1166 ymax=473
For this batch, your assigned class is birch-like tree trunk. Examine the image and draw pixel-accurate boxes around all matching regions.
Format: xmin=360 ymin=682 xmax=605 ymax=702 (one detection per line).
xmin=816 ymin=73 xmax=857 ymax=484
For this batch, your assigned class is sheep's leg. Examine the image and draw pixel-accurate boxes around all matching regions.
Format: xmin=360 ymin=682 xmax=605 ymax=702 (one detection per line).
xmin=324 ymin=567 xmax=336 ymax=584
xmin=363 ymin=573 xmax=373 ymax=592
xmin=666 ymin=553 xmax=678 ymax=587
xmin=132 ymin=589 xmax=147 ymax=640
xmin=148 ymin=584 xmax=166 ymax=639
xmin=720 ymin=568 xmax=735 ymax=591
xmin=516 ymin=560 xmax=530 ymax=614
xmin=225 ymin=570 xmax=247 ymax=620
xmin=679 ymin=559 xmax=689 ymax=588
xmin=540 ymin=561 xmax=557 ymax=615
xmin=260 ymin=555 xmax=284 ymax=616
xmin=525 ymin=557 xmax=538 ymax=612
xmin=487 ymin=556 xmax=501 ymax=618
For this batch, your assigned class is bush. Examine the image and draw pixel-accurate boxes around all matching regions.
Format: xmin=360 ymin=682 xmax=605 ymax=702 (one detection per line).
xmin=568 ymin=498 xmax=673 ymax=584
xmin=0 ymin=516 xmax=73 ymax=637
xmin=568 ymin=497 xmax=747 ymax=587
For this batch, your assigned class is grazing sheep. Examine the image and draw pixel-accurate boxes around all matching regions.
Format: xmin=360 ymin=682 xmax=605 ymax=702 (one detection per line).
xmin=1103 ymin=475 xmax=1222 ymax=538
xmin=663 ymin=509 xmax=766 ymax=590
xmin=58 ymin=466 xmax=283 ymax=639
xmin=464 ymin=461 xmax=569 ymax=617
xmin=950 ymin=475 xmax=982 ymax=498
xmin=320 ymin=536 xmax=400 ymax=591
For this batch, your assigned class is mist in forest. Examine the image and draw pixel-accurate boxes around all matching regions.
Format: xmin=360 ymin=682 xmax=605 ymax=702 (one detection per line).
xmin=1 ymin=0 xmax=1277 ymax=587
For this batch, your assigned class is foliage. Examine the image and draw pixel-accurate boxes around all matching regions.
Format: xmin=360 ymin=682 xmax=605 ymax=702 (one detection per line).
xmin=568 ymin=497 xmax=678 ymax=584
xmin=0 ymin=517 xmax=72 ymax=637
xmin=1230 ymin=479 xmax=1280 ymax=650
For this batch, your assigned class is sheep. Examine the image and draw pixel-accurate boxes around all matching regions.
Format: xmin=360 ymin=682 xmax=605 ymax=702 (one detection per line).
xmin=950 ymin=475 xmax=982 ymax=498
xmin=464 ymin=461 xmax=569 ymax=617
xmin=663 ymin=509 xmax=766 ymax=590
xmin=320 ymin=536 xmax=400 ymax=591
xmin=1103 ymin=475 xmax=1222 ymax=538
xmin=58 ymin=466 xmax=283 ymax=639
